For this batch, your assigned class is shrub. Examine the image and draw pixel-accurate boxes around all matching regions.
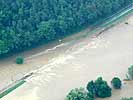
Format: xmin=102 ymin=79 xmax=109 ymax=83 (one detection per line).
xmin=87 ymin=77 xmax=112 ymax=98
xmin=65 ymin=87 xmax=94 ymax=100
xmin=111 ymin=77 xmax=122 ymax=89
xmin=128 ymin=65 xmax=133 ymax=80
xmin=15 ymin=56 xmax=24 ymax=64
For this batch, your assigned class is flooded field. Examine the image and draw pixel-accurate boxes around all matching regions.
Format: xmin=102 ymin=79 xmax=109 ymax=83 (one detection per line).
xmin=0 ymin=15 xmax=133 ymax=100
xmin=0 ymin=21 xmax=91 ymax=90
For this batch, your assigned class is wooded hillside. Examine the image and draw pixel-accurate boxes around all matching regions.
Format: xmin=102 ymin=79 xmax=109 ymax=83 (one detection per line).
xmin=0 ymin=0 xmax=132 ymax=55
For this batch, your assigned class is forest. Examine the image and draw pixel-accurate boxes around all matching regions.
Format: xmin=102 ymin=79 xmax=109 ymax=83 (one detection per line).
xmin=0 ymin=0 xmax=132 ymax=56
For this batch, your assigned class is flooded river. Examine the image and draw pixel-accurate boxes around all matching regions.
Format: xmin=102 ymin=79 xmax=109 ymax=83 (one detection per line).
xmin=0 ymin=15 xmax=133 ymax=100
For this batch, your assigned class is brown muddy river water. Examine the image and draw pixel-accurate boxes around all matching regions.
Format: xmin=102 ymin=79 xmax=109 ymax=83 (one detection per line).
xmin=0 ymin=15 xmax=133 ymax=100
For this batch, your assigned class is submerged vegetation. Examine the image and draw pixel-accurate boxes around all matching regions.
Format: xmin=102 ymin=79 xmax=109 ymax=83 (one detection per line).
xmin=0 ymin=0 xmax=132 ymax=56
xmin=66 ymin=77 xmax=112 ymax=100
xmin=15 ymin=56 xmax=24 ymax=64
xmin=87 ymin=77 xmax=112 ymax=98
xmin=111 ymin=77 xmax=122 ymax=89
xmin=121 ymin=97 xmax=133 ymax=100
xmin=65 ymin=64 xmax=133 ymax=100
xmin=127 ymin=65 xmax=133 ymax=80
xmin=65 ymin=88 xmax=94 ymax=100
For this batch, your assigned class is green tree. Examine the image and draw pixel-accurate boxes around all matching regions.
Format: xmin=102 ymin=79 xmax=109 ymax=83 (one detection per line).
xmin=87 ymin=77 xmax=112 ymax=98
xmin=128 ymin=65 xmax=133 ymax=80
xmin=111 ymin=77 xmax=122 ymax=89
xmin=0 ymin=40 xmax=9 ymax=54
xmin=37 ymin=20 xmax=56 ymax=40
xmin=65 ymin=87 xmax=94 ymax=100
xmin=86 ymin=81 xmax=95 ymax=96
xmin=95 ymin=77 xmax=112 ymax=98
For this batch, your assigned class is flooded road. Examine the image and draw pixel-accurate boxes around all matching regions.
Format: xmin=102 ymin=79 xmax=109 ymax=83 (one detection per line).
xmin=1 ymin=15 xmax=133 ymax=100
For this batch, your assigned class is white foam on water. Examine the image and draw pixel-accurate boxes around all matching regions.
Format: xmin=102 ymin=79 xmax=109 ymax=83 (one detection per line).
xmin=25 ymin=43 xmax=67 ymax=60
xmin=26 ymin=54 xmax=75 ymax=84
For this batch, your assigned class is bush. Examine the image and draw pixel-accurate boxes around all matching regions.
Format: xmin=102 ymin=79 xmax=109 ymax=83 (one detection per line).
xmin=65 ymin=87 xmax=94 ymax=100
xmin=111 ymin=77 xmax=122 ymax=89
xmin=15 ymin=56 xmax=24 ymax=64
xmin=87 ymin=77 xmax=112 ymax=98
xmin=128 ymin=65 xmax=133 ymax=80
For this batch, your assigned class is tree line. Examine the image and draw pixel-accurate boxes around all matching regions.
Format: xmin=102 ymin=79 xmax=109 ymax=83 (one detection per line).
xmin=0 ymin=0 xmax=132 ymax=56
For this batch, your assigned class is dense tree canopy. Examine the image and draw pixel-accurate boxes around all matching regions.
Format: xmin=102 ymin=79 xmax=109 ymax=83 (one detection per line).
xmin=87 ymin=77 xmax=112 ymax=98
xmin=0 ymin=0 xmax=132 ymax=56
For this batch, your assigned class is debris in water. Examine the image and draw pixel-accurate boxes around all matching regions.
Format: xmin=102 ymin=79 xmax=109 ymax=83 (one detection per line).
xmin=125 ymin=22 xmax=128 ymax=24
